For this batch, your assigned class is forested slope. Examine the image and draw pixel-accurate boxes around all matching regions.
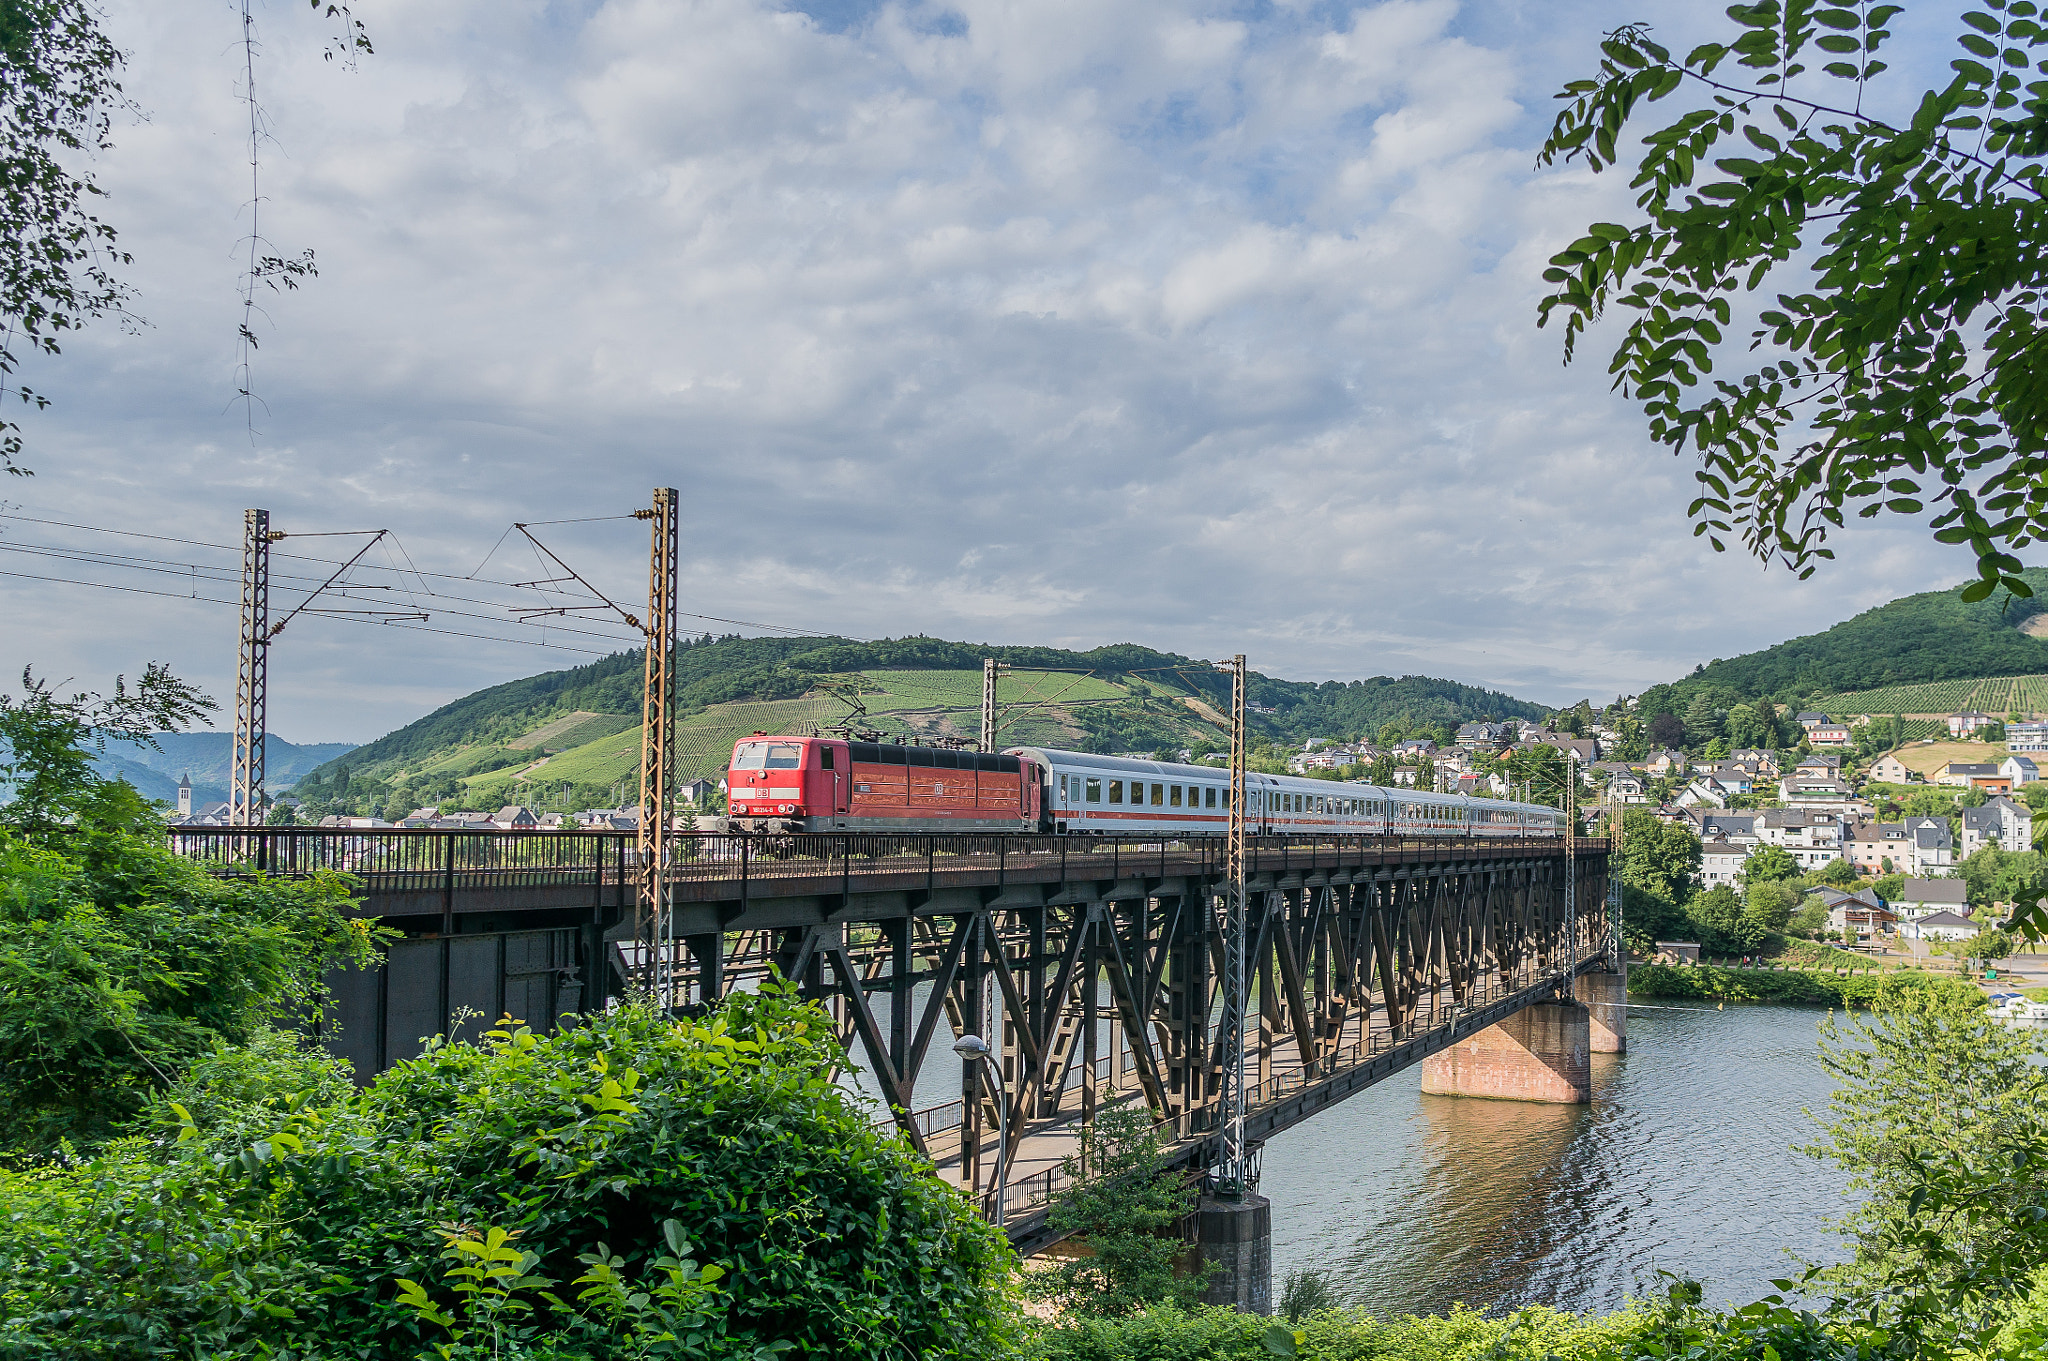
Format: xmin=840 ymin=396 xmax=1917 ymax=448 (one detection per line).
xmin=303 ymin=634 xmax=1547 ymax=800
xmin=1641 ymin=569 xmax=2048 ymax=715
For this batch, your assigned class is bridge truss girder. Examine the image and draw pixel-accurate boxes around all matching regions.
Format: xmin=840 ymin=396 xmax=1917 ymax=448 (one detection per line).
xmin=670 ymin=845 xmax=1611 ymax=1209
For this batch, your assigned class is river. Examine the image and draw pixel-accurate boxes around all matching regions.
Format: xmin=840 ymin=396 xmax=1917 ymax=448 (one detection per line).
xmin=1260 ymin=1002 xmax=1854 ymax=1318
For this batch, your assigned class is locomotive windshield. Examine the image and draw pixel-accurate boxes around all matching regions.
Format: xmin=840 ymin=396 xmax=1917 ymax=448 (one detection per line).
xmin=732 ymin=741 xmax=805 ymax=770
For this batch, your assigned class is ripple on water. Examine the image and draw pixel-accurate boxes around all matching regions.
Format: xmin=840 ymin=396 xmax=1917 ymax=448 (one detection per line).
xmin=1261 ymin=1003 xmax=1855 ymax=1317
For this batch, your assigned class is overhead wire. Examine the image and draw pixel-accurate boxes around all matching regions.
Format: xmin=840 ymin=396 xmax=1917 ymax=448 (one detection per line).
xmin=0 ymin=509 xmax=864 ymax=645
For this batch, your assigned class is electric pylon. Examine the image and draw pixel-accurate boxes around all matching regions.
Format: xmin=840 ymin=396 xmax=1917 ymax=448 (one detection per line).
xmin=1562 ymin=749 xmax=1578 ymax=989
xmin=231 ymin=509 xmax=275 ymax=826
xmin=1214 ymin=654 xmax=1251 ymax=1192
xmin=636 ymin=488 xmax=679 ymax=1007
xmin=980 ymin=658 xmax=998 ymax=751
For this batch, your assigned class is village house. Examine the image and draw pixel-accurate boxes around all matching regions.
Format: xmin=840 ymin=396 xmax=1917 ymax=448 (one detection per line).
xmin=1700 ymin=840 xmax=1749 ymax=885
xmin=1455 ymin=721 xmax=1509 ymax=751
xmin=1892 ymin=877 xmax=1968 ymax=921
xmin=1961 ymin=794 xmax=2035 ymax=854
xmin=1693 ymin=811 xmax=1760 ymax=844
xmin=1845 ymin=820 xmax=1914 ymax=876
xmin=1948 ymin=710 xmax=1996 ymax=737
xmin=493 ymin=805 xmax=540 ymax=830
xmin=1796 ymin=711 xmax=1832 ymax=732
xmin=1905 ymin=817 xmax=1957 ymax=875
xmin=1729 ymin=748 xmax=1781 ymax=775
xmin=2008 ymin=719 xmax=2048 ymax=753
xmin=1868 ymin=753 xmax=1914 ymax=785
xmin=1677 ymin=777 xmax=1730 ymax=809
xmin=1809 ymin=722 xmax=1853 ymax=748
xmin=2001 ymin=755 xmax=2039 ymax=786
xmin=1903 ymin=909 xmax=1977 ymax=942
xmin=1825 ymin=889 xmax=1897 ymax=942
xmin=1937 ymin=761 xmax=2001 ymax=788
xmin=1603 ymin=770 xmax=1648 ymax=803
xmin=1645 ymin=749 xmax=1688 ymax=777
xmin=1756 ymin=809 xmax=1845 ymax=871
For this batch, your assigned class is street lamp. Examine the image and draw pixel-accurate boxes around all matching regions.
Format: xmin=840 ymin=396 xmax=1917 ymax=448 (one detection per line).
xmin=954 ymin=1033 xmax=1007 ymax=1226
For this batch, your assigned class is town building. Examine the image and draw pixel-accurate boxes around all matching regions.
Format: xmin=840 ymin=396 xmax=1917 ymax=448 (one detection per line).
xmin=1891 ymin=878 xmax=1967 ymax=920
xmin=1903 ymin=909 xmax=1976 ymax=942
xmin=1845 ymin=820 xmax=1914 ymax=876
xmin=1693 ymin=812 xmax=1760 ymax=844
xmin=1756 ymin=809 xmax=1845 ymax=871
xmin=1809 ymin=722 xmax=1853 ymax=748
xmin=1455 ymin=721 xmax=1509 ymax=751
xmin=1937 ymin=761 xmax=2001 ymax=788
xmin=1646 ymin=750 xmax=1687 ymax=777
xmin=1700 ymin=840 xmax=1749 ymax=886
xmin=1905 ymin=817 xmax=1956 ymax=875
xmin=2008 ymin=720 xmax=2048 ymax=753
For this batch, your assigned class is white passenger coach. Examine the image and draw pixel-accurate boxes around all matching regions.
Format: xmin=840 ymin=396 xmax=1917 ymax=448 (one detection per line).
xmin=1007 ymin=747 xmax=1563 ymax=839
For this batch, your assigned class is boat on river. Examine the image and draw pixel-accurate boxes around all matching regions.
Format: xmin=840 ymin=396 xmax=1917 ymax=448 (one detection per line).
xmin=1989 ymin=997 xmax=2048 ymax=1030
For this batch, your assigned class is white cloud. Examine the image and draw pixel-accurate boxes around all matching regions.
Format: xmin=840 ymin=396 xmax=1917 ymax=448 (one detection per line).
xmin=0 ymin=0 xmax=1981 ymax=740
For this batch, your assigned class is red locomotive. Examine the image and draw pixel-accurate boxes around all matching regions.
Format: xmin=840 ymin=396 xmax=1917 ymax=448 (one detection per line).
xmin=725 ymin=734 xmax=1038 ymax=833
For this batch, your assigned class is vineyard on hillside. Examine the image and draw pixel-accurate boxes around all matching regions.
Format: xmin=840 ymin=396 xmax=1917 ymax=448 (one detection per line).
xmin=459 ymin=669 xmax=1216 ymax=803
xmin=1809 ymin=674 xmax=2048 ymax=717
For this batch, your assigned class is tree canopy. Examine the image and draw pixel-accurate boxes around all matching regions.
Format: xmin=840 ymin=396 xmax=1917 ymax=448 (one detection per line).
xmin=1540 ymin=2 xmax=2048 ymax=604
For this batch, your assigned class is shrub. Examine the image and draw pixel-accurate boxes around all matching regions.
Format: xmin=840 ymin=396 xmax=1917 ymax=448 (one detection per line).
xmin=0 ymin=991 xmax=1015 ymax=1359
xmin=1628 ymin=963 xmax=1983 ymax=1011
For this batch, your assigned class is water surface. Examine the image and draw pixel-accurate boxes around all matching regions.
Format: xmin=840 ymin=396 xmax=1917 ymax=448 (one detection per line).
xmin=1262 ymin=1002 xmax=1850 ymax=1316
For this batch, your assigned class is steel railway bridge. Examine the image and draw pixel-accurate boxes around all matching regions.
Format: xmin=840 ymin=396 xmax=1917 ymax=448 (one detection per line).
xmin=176 ymin=827 xmax=1617 ymax=1265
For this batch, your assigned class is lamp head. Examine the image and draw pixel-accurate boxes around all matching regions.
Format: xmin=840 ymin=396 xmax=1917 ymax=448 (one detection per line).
xmin=953 ymin=1034 xmax=992 ymax=1059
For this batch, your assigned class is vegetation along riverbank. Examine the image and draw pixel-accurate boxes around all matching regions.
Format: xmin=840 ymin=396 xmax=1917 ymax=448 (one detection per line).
xmin=1626 ymin=963 xmax=1986 ymax=1010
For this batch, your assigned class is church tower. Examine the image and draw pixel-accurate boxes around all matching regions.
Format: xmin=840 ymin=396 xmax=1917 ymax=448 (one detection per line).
xmin=177 ymin=772 xmax=192 ymax=819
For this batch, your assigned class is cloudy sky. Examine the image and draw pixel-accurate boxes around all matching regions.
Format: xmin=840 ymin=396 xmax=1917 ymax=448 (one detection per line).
xmin=0 ymin=0 xmax=1975 ymax=742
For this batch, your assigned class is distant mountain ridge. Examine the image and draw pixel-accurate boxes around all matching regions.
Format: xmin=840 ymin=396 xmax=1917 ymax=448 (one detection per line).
xmin=91 ymin=732 xmax=357 ymax=808
xmin=302 ymin=635 xmax=1549 ymax=808
xmin=1641 ymin=568 xmax=2048 ymax=714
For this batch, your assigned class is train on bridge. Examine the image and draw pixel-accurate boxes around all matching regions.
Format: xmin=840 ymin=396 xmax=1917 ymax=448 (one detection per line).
xmin=726 ymin=734 xmax=1566 ymax=840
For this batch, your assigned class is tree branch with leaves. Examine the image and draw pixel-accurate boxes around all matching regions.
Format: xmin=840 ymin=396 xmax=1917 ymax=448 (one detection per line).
xmin=1539 ymin=0 xmax=2048 ymax=604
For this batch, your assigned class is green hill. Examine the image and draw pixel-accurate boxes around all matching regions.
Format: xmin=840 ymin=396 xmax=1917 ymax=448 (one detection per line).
xmin=295 ymin=635 xmax=1547 ymax=818
xmin=1639 ymin=569 xmax=2048 ymax=719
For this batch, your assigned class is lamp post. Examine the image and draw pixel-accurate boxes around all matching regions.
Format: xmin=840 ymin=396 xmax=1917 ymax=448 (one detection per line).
xmin=954 ymin=1034 xmax=1007 ymax=1226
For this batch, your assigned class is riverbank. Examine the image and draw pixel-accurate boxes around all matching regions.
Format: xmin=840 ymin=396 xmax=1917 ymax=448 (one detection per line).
xmin=1628 ymin=963 xmax=1982 ymax=1009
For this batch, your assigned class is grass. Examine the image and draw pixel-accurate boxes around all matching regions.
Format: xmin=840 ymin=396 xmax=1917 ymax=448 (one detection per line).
xmin=1890 ymin=738 xmax=2012 ymax=776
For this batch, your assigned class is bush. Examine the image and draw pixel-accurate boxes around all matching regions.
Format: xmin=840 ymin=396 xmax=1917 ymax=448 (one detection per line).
xmin=1628 ymin=963 xmax=1984 ymax=1011
xmin=1025 ymin=1302 xmax=1645 ymax=1361
xmin=0 ymin=831 xmax=374 ymax=1154
xmin=0 ymin=992 xmax=1015 ymax=1359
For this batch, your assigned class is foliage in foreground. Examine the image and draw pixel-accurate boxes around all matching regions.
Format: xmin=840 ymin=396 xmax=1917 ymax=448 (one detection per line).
xmin=0 ymin=994 xmax=1015 ymax=1359
xmin=1027 ymin=1105 xmax=1210 ymax=1320
xmin=1539 ymin=1 xmax=2048 ymax=616
xmin=1024 ymin=1301 xmax=1644 ymax=1360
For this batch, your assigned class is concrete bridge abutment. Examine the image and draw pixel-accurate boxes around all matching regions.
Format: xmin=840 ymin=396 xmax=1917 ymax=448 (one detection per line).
xmin=1420 ymin=997 xmax=1591 ymax=1104
xmin=1195 ymin=1193 xmax=1272 ymax=1315
xmin=1575 ymin=967 xmax=1627 ymax=1054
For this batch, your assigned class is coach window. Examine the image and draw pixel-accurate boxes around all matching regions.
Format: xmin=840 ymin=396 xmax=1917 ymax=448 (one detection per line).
xmin=1087 ymin=777 xmax=1102 ymax=803
xmin=1150 ymin=782 xmax=1164 ymax=805
xmin=1170 ymin=785 xmax=1183 ymax=807
xmin=1206 ymin=787 xmax=1217 ymax=808
xmin=1109 ymin=780 xmax=1124 ymax=804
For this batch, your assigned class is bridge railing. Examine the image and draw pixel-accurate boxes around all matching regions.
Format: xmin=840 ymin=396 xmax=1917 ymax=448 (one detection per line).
xmin=167 ymin=826 xmax=1584 ymax=894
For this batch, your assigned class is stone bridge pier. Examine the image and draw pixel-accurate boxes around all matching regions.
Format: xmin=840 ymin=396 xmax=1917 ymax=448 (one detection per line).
xmin=1418 ymin=966 xmax=1625 ymax=1104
